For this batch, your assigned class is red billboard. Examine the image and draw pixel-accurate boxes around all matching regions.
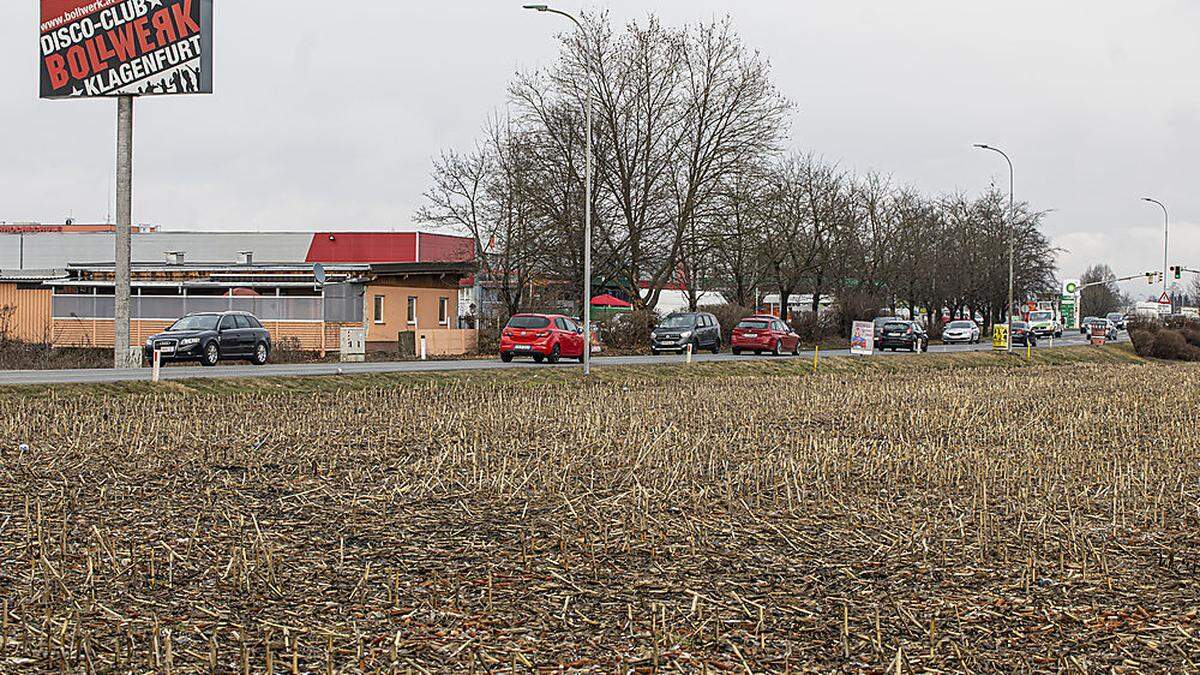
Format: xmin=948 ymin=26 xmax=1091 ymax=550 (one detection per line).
xmin=39 ymin=0 xmax=212 ymax=99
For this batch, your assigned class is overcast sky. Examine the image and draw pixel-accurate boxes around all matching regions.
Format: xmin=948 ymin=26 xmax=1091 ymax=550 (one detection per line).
xmin=4 ymin=1 xmax=1198 ymax=293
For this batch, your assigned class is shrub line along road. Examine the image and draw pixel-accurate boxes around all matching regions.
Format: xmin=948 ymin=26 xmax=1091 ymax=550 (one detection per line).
xmin=0 ymin=332 xmax=1106 ymax=386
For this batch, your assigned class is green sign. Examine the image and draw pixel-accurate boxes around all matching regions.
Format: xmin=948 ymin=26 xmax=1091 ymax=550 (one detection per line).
xmin=1060 ymin=295 xmax=1077 ymax=329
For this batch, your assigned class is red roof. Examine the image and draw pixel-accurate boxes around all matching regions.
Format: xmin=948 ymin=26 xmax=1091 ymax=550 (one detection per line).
xmin=305 ymin=232 xmax=474 ymax=265
xmin=591 ymin=293 xmax=632 ymax=308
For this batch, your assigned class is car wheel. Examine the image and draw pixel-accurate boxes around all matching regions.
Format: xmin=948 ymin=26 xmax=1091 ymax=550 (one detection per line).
xmin=547 ymin=345 xmax=561 ymax=364
xmin=251 ymin=342 xmax=269 ymax=366
xmin=732 ymin=347 xmax=742 ymax=356
xmin=711 ymin=339 xmax=721 ymax=355
xmin=500 ymin=352 xmax=513 ymax=363
xmin=201 ymin=342 xmax=220 ymax=367
xmin=691 ymin=339 xmax=701 ymax=355
xmin=532 ymin=353 xmax=545 ymax=364
xmin=791 ymin=341 xmax=800 ymax=356
xmin=651 ymin=348 xmax=660 ymax=356
xmin=773 ymin=340 xmax=784 ymax=356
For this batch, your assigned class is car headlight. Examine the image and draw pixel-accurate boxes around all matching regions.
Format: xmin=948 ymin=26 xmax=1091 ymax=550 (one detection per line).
xmin=145 ymin=338 xmax=154 ymax=347
xmin=180 ymin=337 xmax=201 ymax=347
xmin=679 ymin=331 xmax=693 ymax=340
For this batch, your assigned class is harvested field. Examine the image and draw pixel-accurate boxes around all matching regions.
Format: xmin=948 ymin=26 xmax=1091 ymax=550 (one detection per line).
xmin=1 ymin=360 xmax=1199 ymax=671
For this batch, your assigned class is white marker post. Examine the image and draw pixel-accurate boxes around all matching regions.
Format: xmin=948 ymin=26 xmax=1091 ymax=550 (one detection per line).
xmin=151 ymin=348 xmax=161 ymax=383
xmin=686 ymin=342 xmax=693 ymax=364
xmin=420 ymin=335 xmax=428 ymax=361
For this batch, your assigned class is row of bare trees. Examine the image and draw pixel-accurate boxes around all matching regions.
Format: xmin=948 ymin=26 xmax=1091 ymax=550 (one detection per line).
xmin=418 ymin=12 xmax=1059 ymax=329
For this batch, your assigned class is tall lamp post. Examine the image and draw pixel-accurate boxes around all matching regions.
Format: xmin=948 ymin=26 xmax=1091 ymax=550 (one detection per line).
xmin=523 ymin=4 xmax=594 ymax=376
xmin=1142 ymin=197 xmax=1169 ymax=297
xmin=974 ymin=144 xmax=1015 ymax=352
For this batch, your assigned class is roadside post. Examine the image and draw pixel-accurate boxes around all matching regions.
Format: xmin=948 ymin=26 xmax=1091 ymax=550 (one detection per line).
xmin=813 ymin=346 xmax=819 ymax=373
xmin=38 ymin=0 xmax=214 ymax=368
xmin=420 ymin=335 xmax=428 ymax=361
xmin=686 ymin=342 xmax=693 ymax=364
xmin=152 ymin=349 xmax=161 ymax=383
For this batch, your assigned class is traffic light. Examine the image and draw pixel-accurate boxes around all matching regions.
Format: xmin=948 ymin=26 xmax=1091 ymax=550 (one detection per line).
xmin=1146 ymin=272 xmax=1157 ymax=285
xmin=1172 ymin=266 xmax=1182 ymax=280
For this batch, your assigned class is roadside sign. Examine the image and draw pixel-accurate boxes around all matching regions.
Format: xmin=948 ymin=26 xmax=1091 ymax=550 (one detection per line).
xmin=1158 ymin=291 xmax=1172 ymax=315
xmin=850 ymin=321 xmax=874 ymax=355
xmin=39 ymin=0 xmax=214 ymax=99
xmin=992 ymin=324 xmax=1009 ymax=351
xmin=1090 ymin=322 xmax=1108 ymax=346
xmin=1059 ymin=295 xmax=1077 ymax=330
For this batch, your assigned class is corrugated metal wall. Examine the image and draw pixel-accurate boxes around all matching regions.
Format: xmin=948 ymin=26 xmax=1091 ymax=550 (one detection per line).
xmin=0 ymin=283 xmax=53 ymax=343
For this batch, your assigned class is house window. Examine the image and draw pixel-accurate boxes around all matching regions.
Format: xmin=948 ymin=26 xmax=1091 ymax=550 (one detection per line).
xmin=438 ymin=297 xmax=449 ymax=326
xmin=407 ymin=297 xmax=417 ymax=326
xmin=373 ymin=295 xmax=384 ymax=324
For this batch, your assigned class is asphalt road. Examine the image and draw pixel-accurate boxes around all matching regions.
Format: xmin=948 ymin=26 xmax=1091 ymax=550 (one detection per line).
xmin=0 ymin=331 xmax=1113 ymax=386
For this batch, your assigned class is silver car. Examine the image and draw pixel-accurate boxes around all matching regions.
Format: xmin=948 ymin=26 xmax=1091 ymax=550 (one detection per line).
xmin=942 ymin=319 xmax=981 ymax=344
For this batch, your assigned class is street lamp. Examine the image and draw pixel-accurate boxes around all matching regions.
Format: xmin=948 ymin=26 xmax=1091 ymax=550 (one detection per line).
xmin=974 ymin=143 xmax=1015 ymax=352
xmin=524 ymin=3 xmax=594 ymax=376
xmin=1141 ymin=197 xmax=1169 ymax=297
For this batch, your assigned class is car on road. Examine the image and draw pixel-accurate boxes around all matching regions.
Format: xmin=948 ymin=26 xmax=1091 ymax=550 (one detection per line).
xmin=1079 ymin=316 xmax=1100 ymax=335
xmin=731 ymin=316 xmax=800 ymax=356
xmin=941 ymin=320 xmax=981 ymax=344
xmin=650 ymin=312 xmax=721 ymax=355
xmin=500 ymin=314 xmax=586 ymax=364
xmin=878 ymin=320 xmax=929 ymax=352
xmin=1011 ymin=321 xmax=1037 ymax=347
xmin=873 ymin=316 xmax=899 ymax=343
xmin=1106 ymin=312 xmax=1126 ymax=331
xmin=145 ymin=311 xmax=272 ymax=367
xmin=1027 ymin=310 xmax=1062 ymax=338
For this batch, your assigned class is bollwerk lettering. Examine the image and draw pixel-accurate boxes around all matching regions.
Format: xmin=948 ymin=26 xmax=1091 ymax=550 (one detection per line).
xmin=42 ymin=0 xmax=199 ymax=93
xmin=81 ymin=35 xmax=200 ymax=95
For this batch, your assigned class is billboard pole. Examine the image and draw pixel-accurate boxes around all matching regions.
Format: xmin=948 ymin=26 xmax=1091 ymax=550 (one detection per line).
xmin=114 ymin=95 xmax=134 ymax=368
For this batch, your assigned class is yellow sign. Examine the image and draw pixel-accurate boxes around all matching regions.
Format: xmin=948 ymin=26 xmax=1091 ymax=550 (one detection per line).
xmin=992 ymin=325 xmax=1009 ymax=351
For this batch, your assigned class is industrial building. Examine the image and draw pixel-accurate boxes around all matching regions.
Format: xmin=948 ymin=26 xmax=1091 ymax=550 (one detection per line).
xmin=0 ymin=228 xmax=478 ymax=356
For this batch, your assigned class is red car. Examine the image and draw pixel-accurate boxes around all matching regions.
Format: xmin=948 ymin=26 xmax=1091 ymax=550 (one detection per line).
xmin=499 ymin=314 xmax=587 ymax=363
xmin=731 ymin=315 xmax=801 ymax=356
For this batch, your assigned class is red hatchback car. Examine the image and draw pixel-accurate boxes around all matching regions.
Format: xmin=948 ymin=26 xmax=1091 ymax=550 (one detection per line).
xmin=500 ymin=314 xmax=587 ymax=363
xmin=731 ymin=315 xmax=801 ymax=356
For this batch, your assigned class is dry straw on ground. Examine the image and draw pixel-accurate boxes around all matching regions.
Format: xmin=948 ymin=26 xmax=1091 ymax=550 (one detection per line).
xmin=0 ymin=361 xmax=1198 ymax=672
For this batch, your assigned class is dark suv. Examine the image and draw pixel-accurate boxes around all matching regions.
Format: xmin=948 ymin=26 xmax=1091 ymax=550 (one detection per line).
xmin=878 ymin=319 xmax=929 ymax=352
xmin=650 ymin=312 xmax=722 ymax=355
xmin=145 ymin=311 xmax=272 ymax=367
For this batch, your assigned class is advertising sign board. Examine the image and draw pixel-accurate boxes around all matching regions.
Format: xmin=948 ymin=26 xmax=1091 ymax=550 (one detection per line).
xmin=850 ymin=321 xmax=874 ymax=355
xmin=992 ymin=324 xmax=1009 ymax=351
xmin=39 ymin=0 xmax=213 ymax=99
xmin=1090 ymin=322 xmax=1108 ymax=346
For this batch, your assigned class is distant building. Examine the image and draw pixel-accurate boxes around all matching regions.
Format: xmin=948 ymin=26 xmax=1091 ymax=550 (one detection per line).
xmin=0 ymin=230 xmax=478 ymax=356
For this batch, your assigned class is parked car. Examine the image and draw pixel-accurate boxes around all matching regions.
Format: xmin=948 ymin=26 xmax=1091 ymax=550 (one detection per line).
xmin=499 ymin=313 xmax=586 ymax=363
xmin=941 ymin=319 xmax=981 ymax=344
xmin=1079 ymin=316 xmax=1100 ymax=335
xmin=144 ymin=311 xmax=272 ymax=367
xmin=1011 ymin=321 xmax=1037 ymax=347
xmin=1026 ymin=310 xmax=1062 ymax=338
xmin=731 ymin=316 xmax=800 ymax=356
xmin=878 ymin=319 xmax=929 ymax=352
xmin=650 ymin=312 xmax=721 ymax=355
xmin=1106 ymin=312 xmax=1126 ymax=331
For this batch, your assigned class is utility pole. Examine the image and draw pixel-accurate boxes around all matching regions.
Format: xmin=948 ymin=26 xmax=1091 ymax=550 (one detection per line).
xmin=523 ymin=4 xmax=593 ymax=375
xmin=114 ymin=95 xmax=134 ymax=369
xmin=974 ymin=144 xmax=1015 ymax=352
xmin=1142 ymin=197 xmax=1169 ymax=298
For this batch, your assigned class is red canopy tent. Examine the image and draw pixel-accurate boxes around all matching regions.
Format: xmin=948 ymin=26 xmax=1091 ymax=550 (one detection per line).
xmin=590 ymin=293 xmax=632 ymax=308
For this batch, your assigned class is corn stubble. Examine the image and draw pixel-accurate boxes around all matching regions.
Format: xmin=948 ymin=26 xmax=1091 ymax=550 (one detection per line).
xmin=0 ymin=363 xmax=1198 ymax=672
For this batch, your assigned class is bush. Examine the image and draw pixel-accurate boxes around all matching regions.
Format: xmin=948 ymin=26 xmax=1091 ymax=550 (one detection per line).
xmin=1129 ymin=317 xmax=1200 ymax=361
xmin=596 ymin=309 xmax=659 ymax=351
xmin=271 ymin=336 xmax=320 ymax=364
xmin=789 ymin=310 xmax=842 ymax=344
xmin=700 ymin=303 xmax=754 ymax=344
